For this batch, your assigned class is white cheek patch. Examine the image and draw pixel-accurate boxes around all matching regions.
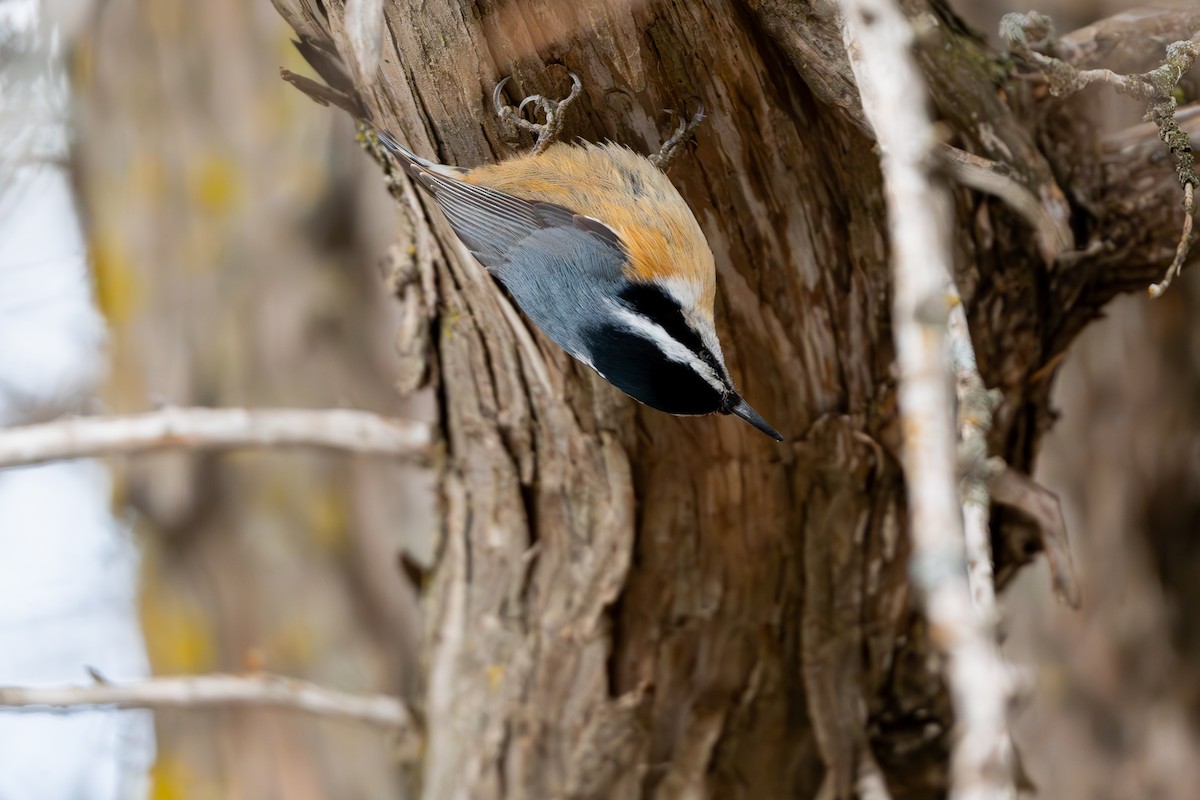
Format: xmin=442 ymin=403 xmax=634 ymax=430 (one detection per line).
xmin=609 ymin=304 xmax=727 ymax=395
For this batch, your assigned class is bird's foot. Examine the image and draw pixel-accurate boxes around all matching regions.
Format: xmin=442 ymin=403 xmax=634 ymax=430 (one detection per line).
xmin=493 ymin=71 xmax=583 ymax=156
xmin=648 ymin=102 xmax=706 ymax=171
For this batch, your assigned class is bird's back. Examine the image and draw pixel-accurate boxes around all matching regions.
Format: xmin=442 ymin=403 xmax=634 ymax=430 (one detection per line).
xmin=465 ymin=143 xmax=716 ymax=317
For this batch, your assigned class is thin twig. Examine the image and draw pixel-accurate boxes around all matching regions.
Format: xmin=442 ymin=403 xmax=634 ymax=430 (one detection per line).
xmin=841 ymin=1 xmax=1016 ymax=798
xmin=0 ymin=406 xmax=432 ymax=469
xmin=0 ymin=673 xmax=421 ymax=735
xmin=1149 ymin=182 xmax=1195 ymax=297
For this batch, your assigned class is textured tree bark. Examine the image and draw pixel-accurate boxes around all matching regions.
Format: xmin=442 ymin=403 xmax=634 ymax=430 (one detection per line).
xmin=271 ymin=1 xmax=1198 ymax=797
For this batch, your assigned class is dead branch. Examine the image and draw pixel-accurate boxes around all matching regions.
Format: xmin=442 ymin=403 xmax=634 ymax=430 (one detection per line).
xmin=988 ymin=466 xmax=1081 ymax=608
xmin=841 ymin=0 xmax=1016 ymax=797
xmin=941 ymin=145 xmax=1073 ymax=263
xmin=948 ymin=301 xmax=1002 ymax=621
xmin=1057 ymin=9 xmax=1200 ymax=72
xmin=1150 ymin=181 xmax=1196 ymax=296
xmin=0 ymin=406 xmax=432 ymax=468
xmin=0 ymin=673 xmax=420 ymax=736
xmin=280 ymin=68 xmax=363 ymax=116
xmin=1002 ymin=11 xmax=1198 ymax=296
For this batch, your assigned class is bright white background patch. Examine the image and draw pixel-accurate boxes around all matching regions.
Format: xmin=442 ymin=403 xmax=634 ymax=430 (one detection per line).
xmin=0 ymin=3 xmax=155 ymax=798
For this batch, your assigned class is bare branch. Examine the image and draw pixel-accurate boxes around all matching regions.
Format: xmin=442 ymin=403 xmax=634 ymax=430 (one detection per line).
xmin=0 ymin=406 xmax=433 ymax=469
xmin=0 ymin=673 xmax=421 ymax=736
xmin=941 ymin=145 xmax=1073 ymax=263
xmin=1149 ymin=181 xmax=1195 ymax=297
xmin=948 ymin=301 xmax=1002 ymax=621
xmin=841 ymin=0 xmax=1016 ymax=797
xmin=1058 ymin=9 xmax=1200 ymax=71
xmin=280 ymin=68 xmax=363 ymax=116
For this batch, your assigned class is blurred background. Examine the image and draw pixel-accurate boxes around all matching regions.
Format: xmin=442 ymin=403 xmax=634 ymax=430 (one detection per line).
xmin=0 ymin=0 xmax=1196 ymax=798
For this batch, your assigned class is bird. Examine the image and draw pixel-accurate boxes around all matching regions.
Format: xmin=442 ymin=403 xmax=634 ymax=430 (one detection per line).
xmin=374 ymin=73 xmax=782 ymax=441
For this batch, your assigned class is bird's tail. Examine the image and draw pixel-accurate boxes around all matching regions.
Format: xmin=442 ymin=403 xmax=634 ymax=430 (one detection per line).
xmin=374 ymin=130 xmax=463 ymax=178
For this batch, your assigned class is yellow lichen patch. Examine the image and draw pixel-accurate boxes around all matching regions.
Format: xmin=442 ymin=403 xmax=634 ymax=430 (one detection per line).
xmin=485 ymin=663 xmax=505 ymax=691
xmin=188 ymin=153 xmax=241 ymax=216
xmin=308 ymin=486 xmax=349 ymax=554
xmin=90 ymin=230 xmax=141 ymax=324
xmin=140 ymin=575 xmax=217 ymax=674
xmin=149 ymin=754 xmax=222 ymax=800
xmin=149 ymin=755 xmax=191 ymax=800
xmin=71 ymin=39 xmax=92 ymax=88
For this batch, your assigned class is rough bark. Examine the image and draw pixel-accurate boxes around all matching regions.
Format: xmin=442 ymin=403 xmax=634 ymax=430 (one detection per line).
xmin=269 ymin=1 xmax=1199 ymax=797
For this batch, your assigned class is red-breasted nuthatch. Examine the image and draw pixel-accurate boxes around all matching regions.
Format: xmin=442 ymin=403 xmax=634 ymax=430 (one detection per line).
xmin=376 ymin=73 xmax=782 ymax=441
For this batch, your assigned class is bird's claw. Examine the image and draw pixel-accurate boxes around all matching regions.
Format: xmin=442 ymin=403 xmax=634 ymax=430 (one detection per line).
xmin=517 ymin=94 xmax=546 ymax=117
xmin=649 ymin=101 xmax=706 ymax=171
xmin=493 ymin=71 xmax=583 ymax=156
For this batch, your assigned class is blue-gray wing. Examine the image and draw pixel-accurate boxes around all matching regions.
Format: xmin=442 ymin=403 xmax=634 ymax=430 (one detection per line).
xmin=375 ymin=131 xmax=627 ymax=281
xmin=431 ymin=176 xmax=622 ymax=270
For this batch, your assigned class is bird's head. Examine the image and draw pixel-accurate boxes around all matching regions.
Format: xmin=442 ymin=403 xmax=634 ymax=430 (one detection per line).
xmin=581 ymin=281 xmax=783 ymax=441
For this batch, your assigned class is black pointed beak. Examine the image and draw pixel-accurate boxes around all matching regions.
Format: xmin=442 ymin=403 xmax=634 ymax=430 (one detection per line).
xmin=726 ymin=398 xmax=783 ymax=442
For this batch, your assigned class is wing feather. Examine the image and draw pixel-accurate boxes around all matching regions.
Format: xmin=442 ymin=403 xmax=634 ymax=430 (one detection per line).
xmin=376 ymin=130 xmax=627 ymax=278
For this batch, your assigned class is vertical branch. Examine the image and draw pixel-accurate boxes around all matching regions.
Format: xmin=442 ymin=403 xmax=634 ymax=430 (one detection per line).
xmin=948 ymin=302 xmax=1001 ymax=621
xmin=840 ymin=1 xmax=1015 ymax=798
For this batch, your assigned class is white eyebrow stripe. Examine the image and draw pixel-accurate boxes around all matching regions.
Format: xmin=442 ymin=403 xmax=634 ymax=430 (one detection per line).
xmin=609 ymin=305 xmax=727 ymax=395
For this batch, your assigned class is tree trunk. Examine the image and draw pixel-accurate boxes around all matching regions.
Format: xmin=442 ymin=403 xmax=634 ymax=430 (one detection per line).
xmin=271 ymin=1 xmax=1199 ymax=797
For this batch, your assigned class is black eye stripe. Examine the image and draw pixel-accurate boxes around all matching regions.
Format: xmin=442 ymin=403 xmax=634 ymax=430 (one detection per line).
xmin=618 ymin=283 xmax=726 ymax=379
xmin=587 ymin=323 xmax=724 ymax=415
